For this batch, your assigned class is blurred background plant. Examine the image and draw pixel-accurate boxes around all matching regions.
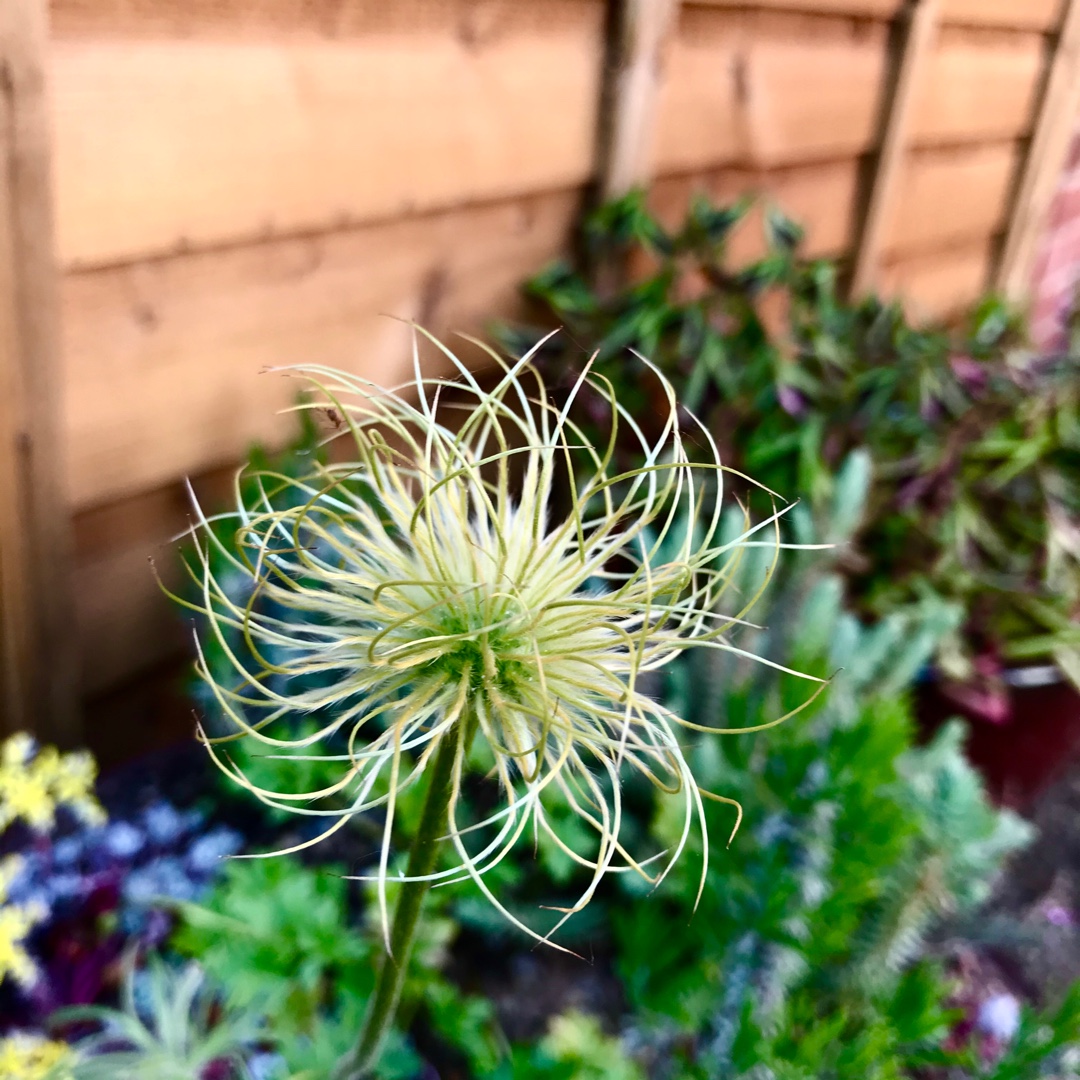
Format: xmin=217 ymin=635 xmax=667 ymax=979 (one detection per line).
xmin=9 ymin=195 xmax=1080 ymax=1078
xmin=500 ymin=191 xmax=1080 ymax=722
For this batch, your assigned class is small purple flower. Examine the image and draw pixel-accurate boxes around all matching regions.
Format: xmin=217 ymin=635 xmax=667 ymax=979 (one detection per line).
xmin=47 ymin=873 xmax=85 ymax=903
xmin=142 ymin=802 xmax=187 ymax=845
xmin=777 ymin=384 xmax=807 ymax=417
xmin=187 ymin=829 xmax=243 ymax=876
xmin=104 ymin=822 xmax=145 ymax=860
xmin=51 ymin=836 xmax=83 ymax=867
xmin=950 ymin=354 xmax=988 ymax=395
xmin=919 ymin=397 xmax=944 ymax=423
xmin=1042 ymin=902 xmax=1074 ymax=928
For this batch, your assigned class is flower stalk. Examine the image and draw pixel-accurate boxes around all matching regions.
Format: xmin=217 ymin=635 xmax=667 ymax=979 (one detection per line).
xmin=333 ymin=712 xmax=475 ymax=1080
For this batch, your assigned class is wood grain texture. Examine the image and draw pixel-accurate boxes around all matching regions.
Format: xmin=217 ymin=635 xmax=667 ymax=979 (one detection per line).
xmin=52 ymin=0 xmax=1061 ymax=35
xmin=50 ymin=1 xmax=603 ymax=268
xmin=683 ymin=0 xmax=1061 ymax=30
xmin=62 ymin=190 xmax=580 ymax=511
xmin=939 ymin=0 xmax=1062 ymax=31
xmin=49 ymin=0 xmax=593 ymax=40
xmin=913 ymin=28 xmax=1044 ymax=144
xmin=596 ymin=0 xmax=681 ymax=199
xmin=890 ymin=142 xmax=1016 ymax=254
xmin=851 ymin=0 xmax=942 ymax=296
xmin=0 ymin=0 xmax=80 ymax=743
xmin=657 ymin=12 xmax=1042 ymax=174
xmin=50 ymin=4 xmax=1043 ymax=269
xmin=73 ymin=467 xmax=233 ymax=695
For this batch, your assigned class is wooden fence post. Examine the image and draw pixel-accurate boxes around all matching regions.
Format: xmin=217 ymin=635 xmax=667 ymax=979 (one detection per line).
xmin=0 ymin=0 xmax=80 ymax=745
xmin=596 ymin=0 xmax=680 ymax=202
xmin=995 ymin=0 xmax=1080 ymax=301
xmin=850 ymin=0 xmax=942 ymax=298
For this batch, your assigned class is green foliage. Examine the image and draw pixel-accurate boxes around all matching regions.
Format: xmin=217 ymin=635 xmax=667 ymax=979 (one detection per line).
xmin=172 ymin=858 xmax=502 ymax=1080
xmin=602 ymin=474 xmax=1032 ymax=1078
xmin=173 ymin=858 xmax=369 ymax=1026
xmin=982 ymin=980 xmax=1080 ymax=1079
xmin=155 ymin=204 xmax=1080 ymax=1077
xmin=506 ymin=188 xmax=1080 ymax=696
xmin=500 ymin=1013 xmax=644 ymax=1080
xmin=57 ymin=959 xmax=261 ymax=1080
xmin=167 ymin=440 xmax=1070 ymax=1080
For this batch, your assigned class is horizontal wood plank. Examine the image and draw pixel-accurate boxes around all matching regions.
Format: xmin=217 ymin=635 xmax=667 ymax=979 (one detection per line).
xmin=657 ymin=15 xmax=1043 ymax=174
xmin=50 ymin=0 xmax=597 ymax=39
xmin=51 ymin=2 xmax=603 ymax=267
xmin=62 ymin=189 xmax=580 ymax=510
xmin=684 ymin=0 xmax=1061 ymax=30
xmin=889 ymin=141 xmax=1017 ymax=255
xmin=74 ymin=469 xmax=232 ymax=695
xmin=913 ymin=30 xmax=1044 ymax=144
xmin=52 ymin=5 xmax=1043 ymax=268
xmin=51 ymin=0 xmax=1065 ymax=36
xmin=880 ymin=238 xmax=995 ymax=321
xmin=939 ymin=0 xmax=1062 ymax=31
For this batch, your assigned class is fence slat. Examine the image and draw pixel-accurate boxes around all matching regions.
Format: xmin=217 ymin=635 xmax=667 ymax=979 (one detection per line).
xmin=0 ymin=0 xmax=79 ymax=743
xmin=995 ymin=0 xmax=1080 ymax=299
xmin=851 ymin=0 xmax=942 ymax=296
xmin=596 ymin=0 xmax=681 ymax=199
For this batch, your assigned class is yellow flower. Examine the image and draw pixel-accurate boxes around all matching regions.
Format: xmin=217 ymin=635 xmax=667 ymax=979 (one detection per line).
xmin=0 ymin=898 xmax=45 ymax=988
xmin=179 ymin=333 xmax=821 ymax=944
xmin=49 ymin=752 xmax=105 ymax=825
xmin=0 ymin=770 xmax=55 ymax=832
xmin=0 ymin=1034 xmax=73 ymax=1080
xmin=0 ymin=855 xmax=45 ymax=988
xmin=0 ymin=735 xmax=103 ymax=832
xmin=1 ymin=734 xmax=35 ymax=770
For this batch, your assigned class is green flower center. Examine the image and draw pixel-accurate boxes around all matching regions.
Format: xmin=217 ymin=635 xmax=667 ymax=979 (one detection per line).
xmin=433 ymin=609 xmax=532 ymax=697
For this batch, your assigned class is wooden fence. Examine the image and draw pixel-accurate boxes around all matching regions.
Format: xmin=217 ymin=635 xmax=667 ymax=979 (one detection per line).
xmin=2 ymin=0 xmax=1079 ymax=748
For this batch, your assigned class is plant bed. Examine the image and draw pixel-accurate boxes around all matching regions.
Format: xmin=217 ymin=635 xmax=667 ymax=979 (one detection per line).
xmin=502 ymin=190 xmax=1080 ymax=820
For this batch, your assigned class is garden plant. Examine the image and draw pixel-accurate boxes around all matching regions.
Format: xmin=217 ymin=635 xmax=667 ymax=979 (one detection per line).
xmin=165 ymin=332 xmax=822 ymax=1077
xmin=3 ymin=202 xmax=1080 ymax=1078
xmin=505 ymin=191 xmax=1080 ymax=720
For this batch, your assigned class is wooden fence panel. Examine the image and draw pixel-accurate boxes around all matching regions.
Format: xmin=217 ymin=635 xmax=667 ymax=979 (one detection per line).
xmin=657 ymin=13 xmax=1043 ymax=174
xmin=51 ymin=1 xmax=603 ymax=268
xmin=44 ymin=0 xmax=1073 ymax=708
xmin=63 ymin=190 xmax=579 ymax=511
xmin=881 ymin=237 xmax=995 ymax=319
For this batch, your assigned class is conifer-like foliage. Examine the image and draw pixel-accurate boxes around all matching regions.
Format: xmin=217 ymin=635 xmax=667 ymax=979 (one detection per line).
xmin=607 ymin=455 xmax=1034 ymax=1078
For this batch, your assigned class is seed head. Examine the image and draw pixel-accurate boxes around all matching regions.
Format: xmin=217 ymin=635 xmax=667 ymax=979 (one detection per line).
xmin=177 ymin=331 xmax=819 ymax=945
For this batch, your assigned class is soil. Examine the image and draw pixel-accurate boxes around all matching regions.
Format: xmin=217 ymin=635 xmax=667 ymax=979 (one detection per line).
xmin=972 ymin=760 xmax=1080 ymax=1008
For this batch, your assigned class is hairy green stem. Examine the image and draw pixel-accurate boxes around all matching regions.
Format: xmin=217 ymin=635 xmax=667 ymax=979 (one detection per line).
xmin=333 ymin=722 xmax=469 ymax=1080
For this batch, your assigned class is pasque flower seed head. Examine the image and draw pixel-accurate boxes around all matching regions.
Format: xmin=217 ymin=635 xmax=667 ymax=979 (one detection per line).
xmin=175 ymin=331 xmax=821 ymax=946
